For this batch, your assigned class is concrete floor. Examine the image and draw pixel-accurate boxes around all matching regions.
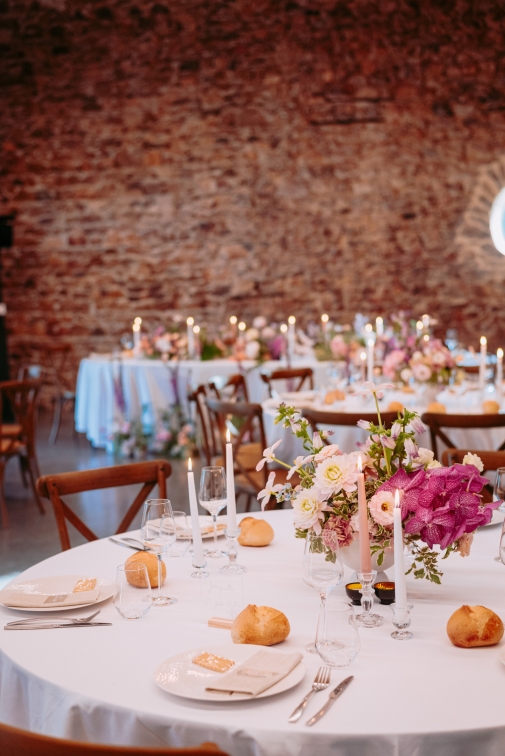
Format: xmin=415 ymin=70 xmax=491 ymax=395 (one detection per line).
xmin=0 ymin=409 xmax=240 ymax=586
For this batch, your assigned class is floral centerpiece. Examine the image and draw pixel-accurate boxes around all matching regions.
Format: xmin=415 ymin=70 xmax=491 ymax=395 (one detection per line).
xmin=257 ymin=382 xmax=498 ymax=583
xmin=236 ymin=317 xmax=287 ymax=362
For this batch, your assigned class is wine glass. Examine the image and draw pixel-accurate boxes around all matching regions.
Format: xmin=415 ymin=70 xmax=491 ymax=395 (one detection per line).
xmin=113 ymin=563 xmax=152 ymax=620
xmin=120 ymin=333 xmax=133 ymax=351
xmin=315 ymin=599 xmax=360 ymax=667
xmin=166 ymin=510 xmax=191 ymax=557
xmin=140 ymin=499 xmax=177 ymax=606
xmin=303 ymin=531 xmax=343 ymax=653
xmin=494 ymin=468 xmax=505 ymax=513
xmin=199 ymin=466 xmax=227 ymax=558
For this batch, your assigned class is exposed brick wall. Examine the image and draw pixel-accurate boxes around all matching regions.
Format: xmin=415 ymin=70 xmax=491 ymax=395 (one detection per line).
xmin=2 ymin=0 xmax=505 ymax=382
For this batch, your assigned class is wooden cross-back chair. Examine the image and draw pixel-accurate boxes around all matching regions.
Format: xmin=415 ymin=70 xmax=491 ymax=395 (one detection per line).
xmin=0 ymin=379 xmax=45 ymax=528
xmin=421 ymin=412 xmax=505 ymax=459
xmin=302 ymin=408 xmax=397 ymax=444
xmin=0 ymin=721 xmax=228 ymax=756
xmin=441 ymin=449 xmax=505 ymax=503
xmin=36 ymin=460 xmax=172 ymax=551
xmin=205 ymin=398 xmax=293 ymax=511
xmin=187 ymin=384 xmax=220 ymax=466
xmin=208 ymin=373 xmax=249 ymax=402
xmin=260 ymin=367 xmax=314 ymax=398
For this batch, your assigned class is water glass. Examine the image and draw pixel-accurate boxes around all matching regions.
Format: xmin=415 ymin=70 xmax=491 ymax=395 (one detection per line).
xmin=166 ymin=510 xmax=191 ymax=557
xmin=113 ymin=563 xmax=152 ymax=620
xmin=303 ymin=531 xmax=343 ymax=652
xmin=199 ymin=466 xmax=227 ymax=558
xmin=141 ymin=499 xmax=177 ymax=606
xmin=316 ymin=600 xmax=360 ymax=667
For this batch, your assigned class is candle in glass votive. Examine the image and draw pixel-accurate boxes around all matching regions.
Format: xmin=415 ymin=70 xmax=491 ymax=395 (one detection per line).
xmin=187 ymin=458 xmax=204 ymax=565
xmin=357 ymin=456 xmax=371 ymax=573
xmin=187 ymin=317 xmax=195 ymax=358
xmin=375 ymin=316 xmax=384 ymax=337
xmin=393 ymin=489 xmax=407 ymax=615
xmin=225 ymin=429 xmax=237 ymax=531
xmin=366 ymin=338 xmax=374 ymax=383
xmin=479 ymin=336 xmax=487 ymax=391
xmin=497 ymin=348 xmax=503 ymax=398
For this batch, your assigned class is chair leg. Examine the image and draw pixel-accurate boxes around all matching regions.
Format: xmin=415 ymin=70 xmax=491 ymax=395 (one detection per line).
xmin=25 ymin=455 xmax=45 ymax=514
xmin=19 ymin=456 xmax=29 ymax=488
xmin=49 ymin=396 xmax=63 ymax=444
xmin=244 ymin=493 xmax=252 ymax=513
xmin=0 ymin=463 xmax=8 ymax=528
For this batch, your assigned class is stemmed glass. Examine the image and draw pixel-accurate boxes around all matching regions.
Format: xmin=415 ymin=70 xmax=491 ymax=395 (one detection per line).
xmin=199 ymin=466 xmax=227 ymax=558
xmin=303 ymin=531 xmax=343 ymax=653
xmin=140 ymin=499 xmax=177 ymax=606
xmin=494 ymin=468 xmax=505 ymax=513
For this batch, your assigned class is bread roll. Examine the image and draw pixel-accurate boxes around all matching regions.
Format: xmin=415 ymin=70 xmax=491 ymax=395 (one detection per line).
xmin=482 ymin=400 xmax=500 ymax=414
xmin=447 ymin=605 xmax=504 ymax=648
xmin=238 ymin=517 xmax=274 ymax=547
xmin=231 ymin=604 xmax=290 ymax=646
xmin=324 ymin=389 xmax=346 ymax=404
xmin=125 ymin=551 xmax=166 ymax=588
xmin=387 ymin=401 xmax=404 ymax=413
xmin=427 ymin=401 xmax=446 ymax=413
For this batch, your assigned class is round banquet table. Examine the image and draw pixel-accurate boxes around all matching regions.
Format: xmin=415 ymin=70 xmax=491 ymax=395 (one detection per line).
xmin=2 ymin=511 xmax=505 ymax=756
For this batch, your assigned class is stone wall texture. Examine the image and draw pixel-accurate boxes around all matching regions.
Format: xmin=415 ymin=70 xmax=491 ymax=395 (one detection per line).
xmin=2 ymin=0 xmax=505 ymax=381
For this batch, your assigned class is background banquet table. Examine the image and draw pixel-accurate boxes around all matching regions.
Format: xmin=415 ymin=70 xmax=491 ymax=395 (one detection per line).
xmin=2 ymin=510 xmax=505 ymax=756
xmin=75 ymin=356 xmax=331 ymax=449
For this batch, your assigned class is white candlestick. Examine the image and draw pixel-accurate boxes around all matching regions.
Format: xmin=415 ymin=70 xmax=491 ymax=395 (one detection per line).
xmin=225 ymin=429 xmax=237 ymax=531
xmin=375 ymin=316 xmax=384 ymax=337
xmin=321 ymin=313 xmax=329 ymax=336
xmin=280 ymin=324 xmax=288 ymax=360
xmin=479 ymin=336 xmax=487 ymax=391
xmin=193 ymin=325 xmax=201 ymax=360
xmin=357 ymin=456 xmax=371 ymax=573
xmin=229 ymin=315 xmax=237 ymax=340
xmin=187 ymin=458 xmax=204 ymax=565
xmin=366 ymin=338 xmax=374 ymax=383
xmin=132 ymin=319 xmax=141 ymax=356
xmin=360 ymin=350 xmax=367 ymax=381
xmin=416 ymin=320 xmax=423 ymax=339
xmin=288 ymin=315 xmax=296 ymax=363
xmin=187 ymin=317 xmax=195 ymax=359
xmin=497 ymin=348 xmax=503 ymax=400
xmin=422 ymin=313 xmax=430 ymax=329
xmin=394 ymin=489 xmax=408 ymax=615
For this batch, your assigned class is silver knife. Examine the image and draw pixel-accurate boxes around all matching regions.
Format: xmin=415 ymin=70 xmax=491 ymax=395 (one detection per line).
xmin=305 ymin=676 xmax=353 ymax=727
xmin=108 ymin=537 xmax=145 ymax=551
xmin=4 ymin=622 xmax=112 ymax=630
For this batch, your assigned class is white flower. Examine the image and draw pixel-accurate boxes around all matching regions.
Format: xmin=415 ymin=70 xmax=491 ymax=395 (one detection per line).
xmin=244 ymin=340 xmax=260 ymax=360
xmin=312 ymin=431 xmax=323 ymax=451
xmin=462 ymin=452 xmax=484 ymax=472
xmin=253 ymin=316 xmax=267 ymax=329
xmin=292 ymin=489 xmax=326 ymax=534
xmin=427 ymin=459 xmax=442 ymax=469
xmin=314 ymin=444 xmax=341 ymax=462
xmin=391 ymin=421 xmax=402 ymax=439
xmin=381 ymin=435 xmax=396 ymax=450
xmin=411 ymin=363 xmax=432 ymax=382
xmin=257 ymin=472 xmax=283 ymax=510
xmin=400 ymin=368 xmax=412 ymax=382
xmin=357 ymin=419 xmax=372 ymax=430
xmin=287 ymin=454 xmax=313 ymax=479
xmin=245 ymin=327 xmax=260 ymax=342
xmin=353 ymin=381 xmax=395 ymax=400
xmin=368 ymin=490 xmax=395 ymax=526
xmin=256 ymin=439 xmax=282 ymax=471
xmin=314 ymin=454 xmax=358 ymax=499
xmin=405 ymin=438 xmax=419 ymax=458
xmin=409 ymin=416 xmax=426 ymax=435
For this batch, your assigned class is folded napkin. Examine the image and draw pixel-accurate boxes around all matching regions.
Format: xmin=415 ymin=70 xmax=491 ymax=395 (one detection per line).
xmin=205 ymin=650 xmax=302 ymax=697
xmin=1 ymin=586 xmax=100 ymax=608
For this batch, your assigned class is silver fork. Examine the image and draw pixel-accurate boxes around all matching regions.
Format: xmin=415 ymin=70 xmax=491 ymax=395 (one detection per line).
xmin=288 ymin=666 xmax=331 ymax=723
xmin=6 ymin=609 xmax=101 ymax=626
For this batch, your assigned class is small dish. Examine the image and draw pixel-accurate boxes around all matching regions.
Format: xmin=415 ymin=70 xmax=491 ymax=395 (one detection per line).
xmin=374 ymin=581 xmax=396 ymax=605
xmin=345 ymin=582 xmax=362 ymax=606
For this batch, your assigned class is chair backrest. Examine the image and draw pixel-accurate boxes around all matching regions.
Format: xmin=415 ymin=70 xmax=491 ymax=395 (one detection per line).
xmin=0 ymin=379 xmax=42 ymax=454
xmin=208 ymin=373 xmax=249 ymax=402
xmin=36 ymin=460 xmax=172 ymax=551
xmin=0 ymin=721 xmax=228 ymax=756
xmin=205 ymin=398 xmax=268 ymax=490
xmin=421 ymin=412 xmax=505 ymax=458
xmin=187 ymin=385 xmax=219 ymax=466
xmin=441 ymin=448 xmax=505 ymax=470
xmin=260 ymin=368 xmax=314 ymax=398
xmin=302 ymin=408 xmax=397 ymax=444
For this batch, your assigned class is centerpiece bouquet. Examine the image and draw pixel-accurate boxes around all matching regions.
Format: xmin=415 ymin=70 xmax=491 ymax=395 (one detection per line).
xmin=258 ymin=382 xmax=498 ymax=583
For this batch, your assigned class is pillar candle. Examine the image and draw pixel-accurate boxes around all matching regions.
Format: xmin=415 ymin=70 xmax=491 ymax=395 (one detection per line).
xmin=187 ymin=458 xmax=204 ymax=565
xmin=393 ymin=489 xmax=408 ymax=616
xmin=357 ymin=456 xmax=372 ymax=573
xmin=375 ymin=316 xmax=384 ymax=337
xmin=187 ymin=317 xmax=195 ymax=359
xmin=366 ymin=338 xmax=374 ymax=383
xmin=497 ymin=348 xmax=503 ymax=399
xmin=225 ymin=429 xmax=237 ymax=531
xmin=479 ymin=336 xmax=487 ymax=391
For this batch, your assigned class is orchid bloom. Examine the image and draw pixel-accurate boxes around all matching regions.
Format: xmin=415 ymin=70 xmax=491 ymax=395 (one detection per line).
xmin=257 ymin=471 xmax=283 ymax=509
xmin=256 ymin=439 xmax=282 ymax=471
xmin=405 ymin=438 xmax=419 ymax=458
xmin=287 ymin=454 xmax=313 ymax=480
xmin=352 ymin=381 xmax=395 ymax=399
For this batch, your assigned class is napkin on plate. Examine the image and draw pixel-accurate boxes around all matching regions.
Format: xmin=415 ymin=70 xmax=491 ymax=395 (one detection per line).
xmin=1 ymin=585 xmax=100 ymax=608
xmin=205 ymin=650 xmax=303 ymax=696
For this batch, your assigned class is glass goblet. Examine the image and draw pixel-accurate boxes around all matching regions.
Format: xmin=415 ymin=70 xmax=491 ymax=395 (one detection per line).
xmin=113 ymin=563 xmax=152 ymax=620
xmin=315 ymin=599 xmax=360 ymax=667
xmin=303 ymin=531 xmax=343 ymax=653
xmin=199 ymin=466 xmax=227 ymax=558
xmin=141 ymin=498 xmax=177 ymax=606
xmin=166 ymin=510 xmax=191 ymax=558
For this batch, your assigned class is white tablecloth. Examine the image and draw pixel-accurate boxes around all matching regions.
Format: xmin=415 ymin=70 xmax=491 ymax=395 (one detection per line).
xmin=75 ymin=357 xmax=331 ymax=449
xmin=2 ymin=510 xmax=505 ymax=755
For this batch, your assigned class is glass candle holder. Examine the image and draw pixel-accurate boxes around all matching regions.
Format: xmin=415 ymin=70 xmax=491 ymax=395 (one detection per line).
xmin=220 ymin=527 xmax=246 ymax=574
xmin=356 ymin=569 xmax=383 ymax=628
xmin=391 ymin=603 xmax=414 ymax=640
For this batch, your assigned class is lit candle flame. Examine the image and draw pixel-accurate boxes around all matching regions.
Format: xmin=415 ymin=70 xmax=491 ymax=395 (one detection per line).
xmin=288 ymin=315 xmax=296 ymax=325
xmin=132 ymin=323 xmax=140 ymax=333
xmin=134 ymin=317 xmax=142 ymax=325
xmin=238 ymin=321 xmax=246 ymax=331
xmin=187 ymin=316 xmax=194 ymax=326
xmin=321 ymin=313 xmax=329 ymax=323
xmin=357 ymin=454 xmax=362 ymax=473
xmin=395 ymin=489 xmax=400 ymax=508
xmin=226 ymin=428 xmax=231 ymax=443
xmin=367 ymin=338 xmax=374 ymax=348
xmin=280 ymin=323 xmax=288 ymax=333
xmin=230 ymin=315 xmax=237 ymax=325
xmin=376 ymin=316 xmax=383 ymax=326
xmin=365 ymin=323 xmax=373 ymax=332
xmin=360 ymin=350 xmax=366 ymax=361
xmin=416 ymin=320 xmax=423 ymax=331
xmin=498 ymin=348 xmax=504 ymax=359
xmin=480 ymin=336 xmax=487 ymax=346
xmin=423 ymin=334 xmax=430 ymax=342
xmin=188 ymin=457 xmax=192 ymax=472
xmin=193 ymin=325 xmax=200 ymax=334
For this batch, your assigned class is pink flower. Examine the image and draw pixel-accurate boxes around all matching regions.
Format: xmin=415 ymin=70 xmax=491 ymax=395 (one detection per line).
xmin=329 ymin=336 xmax=349 ymax=359
xmin=368 ymin=490 xmax=395 ymax=526
xmin=314 ymin=444 xmax=341 ymax=462
xmin=321 ymin=515 xmax=354 ymax=550
xmin=383 ymin=350 xmax=407 ymax=379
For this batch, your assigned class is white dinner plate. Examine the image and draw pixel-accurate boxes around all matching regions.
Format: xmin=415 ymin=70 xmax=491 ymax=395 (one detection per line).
xmin=155 ymin=644 xmax=306 ymax=702
xmin=153 ymin=515 xmax=226 ymax=540
xmin=0 ymin=575 xmax=115 ymax=612
xmin=280 ymin=390 xmax=316 ymax=403
xmin=481 ymin=509 xmax=505 ymax=528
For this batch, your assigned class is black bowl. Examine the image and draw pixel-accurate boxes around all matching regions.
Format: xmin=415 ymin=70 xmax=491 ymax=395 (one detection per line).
xmin=374 ymin=581 xmax=396 ymax=605
xmin=345 ymin=582 xmax=362 ymax=606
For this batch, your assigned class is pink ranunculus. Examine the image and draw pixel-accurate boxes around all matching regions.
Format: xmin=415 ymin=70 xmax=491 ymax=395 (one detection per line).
xmin=382 ymin=349 xmax=407 ymax=379
xmin=321 ymin=515 xmax=354 ymax=550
